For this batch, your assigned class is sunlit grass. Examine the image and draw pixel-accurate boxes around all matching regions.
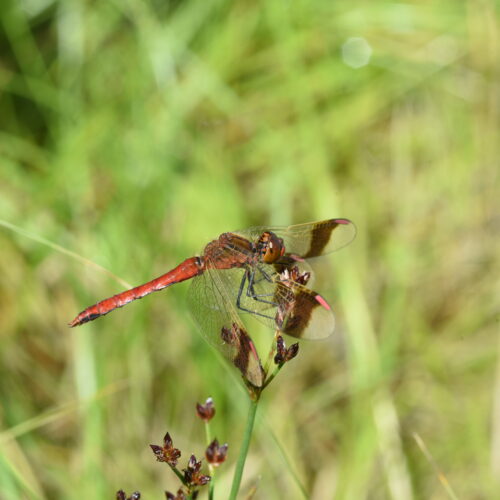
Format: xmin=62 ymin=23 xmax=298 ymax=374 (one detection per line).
xmin=0 ymin=0 xmax=498 ymax=498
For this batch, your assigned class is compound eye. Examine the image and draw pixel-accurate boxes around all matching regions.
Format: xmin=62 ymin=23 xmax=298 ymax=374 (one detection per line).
xmin=262 ymin=233 xmax=285 ymax=264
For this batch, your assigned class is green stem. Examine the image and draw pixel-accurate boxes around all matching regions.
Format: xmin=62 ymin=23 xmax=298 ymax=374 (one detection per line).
xmin=205 ymin=421 xmax=215 ymax=500
xmin=169 ymin=464 xmax=187 ymax=485
xmin=262 ymin=364 xmax=283 ymax=389
xmin=263 ymin=334 xmax=278 ymax=375
xmin=228 ymin=398 xmax=260 ymax=500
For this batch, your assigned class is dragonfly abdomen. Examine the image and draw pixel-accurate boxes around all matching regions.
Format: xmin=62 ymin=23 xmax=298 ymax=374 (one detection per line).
xmin=69 ymin=257 xmax=203 ymax=327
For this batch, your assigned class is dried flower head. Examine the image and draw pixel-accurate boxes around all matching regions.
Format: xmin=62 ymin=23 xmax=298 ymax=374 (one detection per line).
xmin=116 ymin=491 xmax=141 ymax=500
xmin=165 ymin=488 xmax=187 ymax=500
xmin=196 ymin=397 xmax=215 ymax=421
xmin=281 ymin=266 xmax=311 ymax=286
xmin=274 ymin=335 xmax=299 ymax=365
xmin=150 ymin=432 xmax=181 ymax=467
xmin=205 ymin=439 xmax=228 ymax=467
xmin=183 ymin=455 xmax=211 ymax=486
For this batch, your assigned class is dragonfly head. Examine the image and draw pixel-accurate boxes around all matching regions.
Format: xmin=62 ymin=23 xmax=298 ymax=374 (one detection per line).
xmin=257 ymin=231 xmax=285 ymax=264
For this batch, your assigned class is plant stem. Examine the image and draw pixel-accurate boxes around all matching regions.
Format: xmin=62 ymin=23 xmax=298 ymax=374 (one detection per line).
xmin=228 ymin=397 xmax=260 ymax=500
xmin=169 ymin=464 xmax=187 ymax=485
xmin=263 ymin=333 xmax=279 ymax=375
xmin=262 ymin=364 xmax=282 ymax=389
xmin=205 ymin=421 xmax=215 ymax=500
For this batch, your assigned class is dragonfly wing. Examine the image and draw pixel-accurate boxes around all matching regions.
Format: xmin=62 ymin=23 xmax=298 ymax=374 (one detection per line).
xmin=274 ymin=280 xmax=336 ymax=339
xmin=204 ymin=259 xmax=335 ymax=340
xmin=187 ymin=268 xmax=265 ymax=387
xmin=236 ymin=218 xmax=356 ymax=259
xmin=201 ymin=261 xmax=284 ymax=325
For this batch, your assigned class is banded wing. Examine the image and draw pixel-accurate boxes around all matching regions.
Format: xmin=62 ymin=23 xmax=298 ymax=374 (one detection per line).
xmin=273 ymin=277 xmax=335 ymax=339
xmin=236 ymin=218 xmax=356 ymax=260
xmin=205 ymin=255 xmax=335 ymax=340
xmin=187 ymin=265 xmax=265 ymax=388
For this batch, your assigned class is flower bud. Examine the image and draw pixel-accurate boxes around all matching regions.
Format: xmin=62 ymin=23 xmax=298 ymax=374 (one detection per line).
xmin=205 ymin=439 xmax=228 ymax=467
xmin=196 ymin=397 xmax=215 ymax=422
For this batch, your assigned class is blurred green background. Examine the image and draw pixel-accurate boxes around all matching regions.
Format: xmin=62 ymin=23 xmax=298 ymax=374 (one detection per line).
xmin=0 ymin=0 xmax=498 ymax=498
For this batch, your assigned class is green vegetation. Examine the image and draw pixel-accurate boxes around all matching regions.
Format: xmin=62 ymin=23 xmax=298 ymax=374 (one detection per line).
xmin=0 ymin=0 xmax=498 ymax=498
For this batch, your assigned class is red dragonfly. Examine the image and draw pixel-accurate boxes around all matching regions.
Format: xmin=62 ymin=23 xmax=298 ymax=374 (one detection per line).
xmin=70 ymin=218 xmax=356 ymax=387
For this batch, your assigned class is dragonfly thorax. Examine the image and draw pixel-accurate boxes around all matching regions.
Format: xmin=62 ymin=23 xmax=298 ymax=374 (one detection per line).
xmin=257 ymin=231 xmax=285 ymax=264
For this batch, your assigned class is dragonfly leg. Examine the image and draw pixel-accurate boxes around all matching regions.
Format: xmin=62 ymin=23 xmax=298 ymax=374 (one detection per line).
xmin=235 ymin=269 xmax=276 ymax=320
xmin=248 ymin=266 xmax=274 ymax=287
xmin=257 ymin=266 xmax=275 ymax=282
xmin=246 ymin=267 xmax=278 ymax=305
xmin=235 ymin=270 xmax=248 ymax=310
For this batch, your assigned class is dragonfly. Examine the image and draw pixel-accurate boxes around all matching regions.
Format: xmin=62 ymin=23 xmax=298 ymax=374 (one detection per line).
xmin=69 ymin=218 xmax=356 ymax=387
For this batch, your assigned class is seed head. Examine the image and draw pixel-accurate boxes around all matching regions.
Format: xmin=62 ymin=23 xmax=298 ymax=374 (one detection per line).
xmin=205 ymin=439 xmax=228 ymax=467
xmin=116 ymin=491 xmax=141 ymax=500
xmin=165 ymin=488 xmax=187 ymax=500
xmin=274 ymin=335 xmax=299 ymax=365
xmin=183 ymin=454 xmax=211 ymax=486
xmin=150 ymin=432 xmax=181 ymax=466
xmin=196 ymin=397 xmax=215 ymax=422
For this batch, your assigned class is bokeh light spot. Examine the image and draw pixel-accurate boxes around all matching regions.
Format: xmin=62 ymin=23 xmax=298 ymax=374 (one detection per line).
xmin=341 ymin=37 xmax=373 ymax=68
